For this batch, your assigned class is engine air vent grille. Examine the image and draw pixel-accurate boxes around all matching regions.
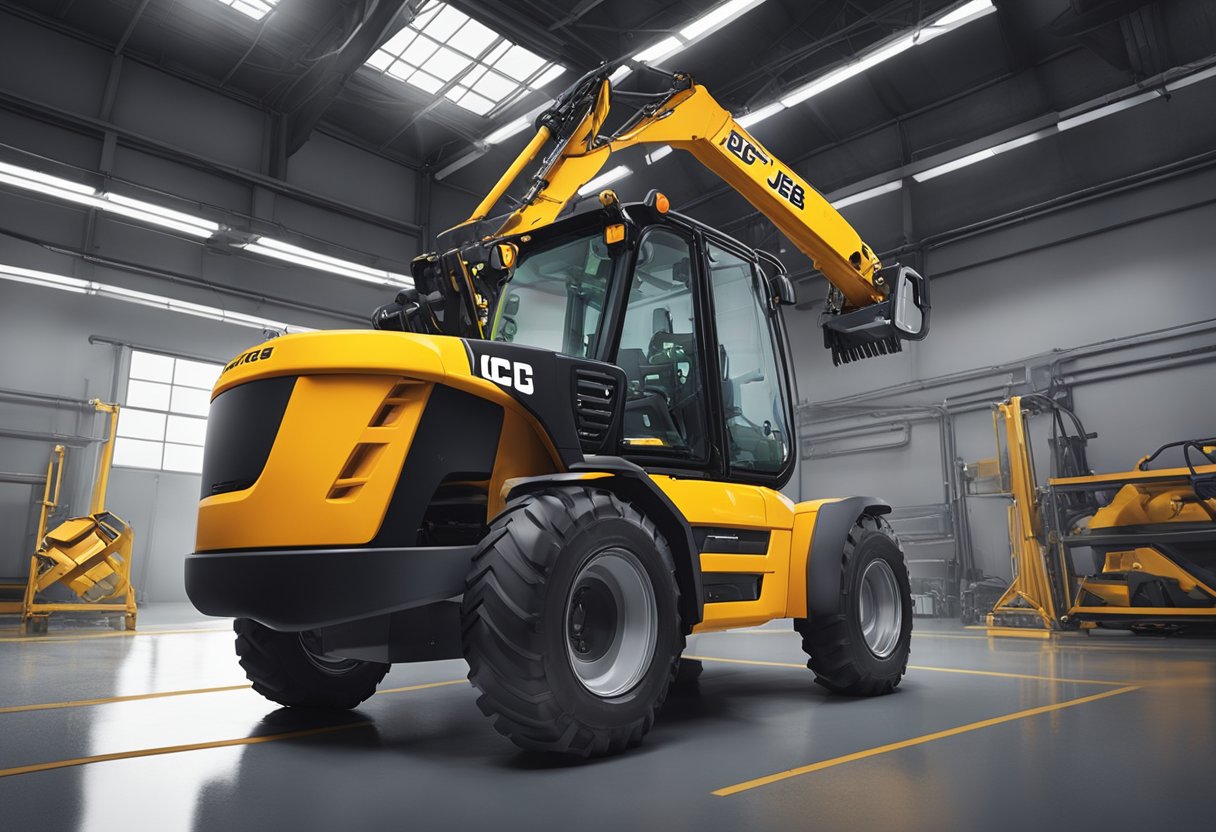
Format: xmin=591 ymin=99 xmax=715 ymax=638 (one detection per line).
xmin=573 ymin=368 xmax=619 ymax=453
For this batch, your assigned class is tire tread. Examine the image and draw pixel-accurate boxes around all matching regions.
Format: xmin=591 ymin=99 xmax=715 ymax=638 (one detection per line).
xmin=461 ymin=486 xmax=682 ymax=757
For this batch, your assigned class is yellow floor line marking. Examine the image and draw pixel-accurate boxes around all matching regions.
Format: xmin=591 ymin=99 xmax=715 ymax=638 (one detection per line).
xmin=911 ymin=632 xmax=990 ymax=640
xmin=713 ymin=685 xmax=1141 ymax=796
xmin=905 ymin=665 xmax=1130 ymax=686
xmin=0 ymin=679 xmax=468 ymax=778
xmin=710 ymin=632 xmax=992 ymax=642
xmin=0 ymin=627 xmax=231 ymax=644
xmin=0 ymin=685 xmax=252 ymax=715
xmin=0 ymin=723 xmax=369 ymax=778
xmin=0 ymin=674 xmax=467 ymax=716
xmin=683 ymin=654 xmax=1133 ymax=686
xmin=376 ymin=679 xmax=467 ymax=695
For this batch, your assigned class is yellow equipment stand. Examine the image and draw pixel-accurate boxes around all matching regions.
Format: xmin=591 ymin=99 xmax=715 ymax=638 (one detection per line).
xmin=6 ymin=401 xmax=137 ymax=635
xmin=985 ymin=397 xmax=1216 ymax=637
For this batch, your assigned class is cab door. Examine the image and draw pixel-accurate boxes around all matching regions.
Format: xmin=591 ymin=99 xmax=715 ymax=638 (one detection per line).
xmin=613 ymin=226 xmax=798 ymax=631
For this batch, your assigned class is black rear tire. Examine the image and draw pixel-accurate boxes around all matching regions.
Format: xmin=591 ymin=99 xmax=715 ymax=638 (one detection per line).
xmin=234 ymin=618 xmax=389 ymax=709
xmin=460 ymin=487 xmax=683 ymax=757
xmin=794 ymin=514 xmax=912 ymax=696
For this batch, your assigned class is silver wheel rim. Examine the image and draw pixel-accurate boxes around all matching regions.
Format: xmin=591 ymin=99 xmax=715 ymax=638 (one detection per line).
xmin=859 ymin=559 xmax=902 ymax=658
xmin=299 ymin=632 xmax=359 ymax=676
xmin=564 ymin=548 xmax=657 ymax=698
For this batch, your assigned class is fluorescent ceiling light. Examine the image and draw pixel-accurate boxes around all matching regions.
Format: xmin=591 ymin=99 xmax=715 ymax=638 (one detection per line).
xmin=0 ymin=170 xmax=104 ymax=208
xmin=1166 ymin=64 xmax=1216 ymax=91
xmin=0 ymin=264 xmax=311 ymax=333
xmin=924 ymin=0 xmax=996 ymax=33
xmin=0 ymin=159 xmax=415 ymax=289
xmin=0 ymin=162 xmax=221 ymax=237
xmin=740 ymin=0 xmax=994 ymax=128
xmin=0 ymin=264 xmax=90 ymax=294
xmin=213 ymin=0 xmax=277 ymax=22
xmin=1058 ymin=90 xmax=1161 ymax=131
xmin=831 ymin=180 xmax=901 ymax=209
xmin=634 ymin=37 xmax=683 ymax=65
xmin=616 ymin=0 xmax=770 ymax=84
xmin=904 ymin=60 xmax=1216 ymax=185
xmin=645 ymin=145 xmax=674 ymax=165
xmin=101 ymin=193 xmax=220 ymax=238
xmin=367 ymin=2 xmax=565 ymax=116
xmin=912 ymin=126 xmax=1054 ymax=182
xmin=471 ymin=100 xmax=553 ymax=161
xmin=436 ymin=147 xmax=488 ymax=180
xmin=246 ymin=237 xmax=412 ymax=287
xmin=680 ymin=0 xmax=767 ymax=40
xmin=484 ymin=117 xmax=531 ymax=144
xmin=988 ymin=128 xmax=1056 ymax=154
xmin=609 ymin=65 xmax=633 ymax=85
xmin=0 ymin=161 xmax=95 ymax=195
xmin=736 ymin=102 xmax=785 ymax=128
xmin=913 ymin=148 xmax=995 ymax=182
xmin=577 ymin=165 xmax=631 ymax=196
xmin=782 ymin=36 xmax=916 ymax=108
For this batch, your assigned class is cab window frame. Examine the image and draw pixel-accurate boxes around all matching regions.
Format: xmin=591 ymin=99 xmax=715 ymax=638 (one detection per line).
xmin=606 ymin=222 xmax=724 ymax=478
xmin=695 ymin=227 xmax=798 ymax=490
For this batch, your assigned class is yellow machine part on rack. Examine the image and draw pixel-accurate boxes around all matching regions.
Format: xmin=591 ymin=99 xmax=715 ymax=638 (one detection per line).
xmin=985 ymin=396 xmax=1216 ymax=637
xmin=4 ymin=400 xmax=138 ymax=635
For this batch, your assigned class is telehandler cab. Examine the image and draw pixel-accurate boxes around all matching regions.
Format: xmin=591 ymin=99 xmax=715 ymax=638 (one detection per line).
xmin=186 ymin=66 xmax=931 ymax=757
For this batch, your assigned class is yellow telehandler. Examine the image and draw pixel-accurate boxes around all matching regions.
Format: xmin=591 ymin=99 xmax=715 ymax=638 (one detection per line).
xmin=186 ymin=66 xmax=931 ymax=756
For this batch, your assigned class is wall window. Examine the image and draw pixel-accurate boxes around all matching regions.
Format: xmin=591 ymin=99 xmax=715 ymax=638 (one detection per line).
xmin=113 ymin=350 xmax=221 ymax=474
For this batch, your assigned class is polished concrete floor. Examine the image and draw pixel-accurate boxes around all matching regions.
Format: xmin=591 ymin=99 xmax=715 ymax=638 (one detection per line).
xmin=1 ymin=605 xmax=1214 ymax=832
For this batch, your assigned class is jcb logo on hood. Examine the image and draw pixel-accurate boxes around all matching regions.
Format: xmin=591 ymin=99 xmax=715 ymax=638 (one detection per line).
xmin=479 ymin=355 xmax=534 ymax=395
xmin=223 ymin=347 xmax=273 ymax=374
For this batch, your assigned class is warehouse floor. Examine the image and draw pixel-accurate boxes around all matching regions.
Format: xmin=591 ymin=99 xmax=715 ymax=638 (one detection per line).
xmin=2 ymin=607 xmax=1213 ymax=832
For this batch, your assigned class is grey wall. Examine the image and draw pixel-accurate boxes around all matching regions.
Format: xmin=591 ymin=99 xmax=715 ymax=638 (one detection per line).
xmin=791 ymin=166 xmax=1216 ymax=586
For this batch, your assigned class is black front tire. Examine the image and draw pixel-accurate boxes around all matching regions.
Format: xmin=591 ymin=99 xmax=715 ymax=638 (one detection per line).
xmin=234 ymin=618 xmax=389 ymax=709
xmin=460 ymin=487 xmax=683 ymax=758
xmin=795 ymin=514 xmax=912 ymax=696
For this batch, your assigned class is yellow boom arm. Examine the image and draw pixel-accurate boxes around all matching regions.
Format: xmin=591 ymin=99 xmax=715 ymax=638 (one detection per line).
xmin=459 ymin=78 xmax=883 ymax=309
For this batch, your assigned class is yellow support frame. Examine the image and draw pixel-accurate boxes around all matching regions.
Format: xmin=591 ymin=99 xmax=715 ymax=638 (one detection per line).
xmin=986 ymin=396 xmax=1061 ymax=632
xmin=6 ymin=400 xmax=138 ymax=635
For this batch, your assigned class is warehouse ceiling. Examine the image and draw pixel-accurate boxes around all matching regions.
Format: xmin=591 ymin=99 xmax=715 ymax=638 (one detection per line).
xmin=4 ymin=0 xmax=1216 ymax=272
xmin=4 ymin=0 xmax=1213 ymax=166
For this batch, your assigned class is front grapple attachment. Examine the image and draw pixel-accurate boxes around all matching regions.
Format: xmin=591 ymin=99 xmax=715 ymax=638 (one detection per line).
xmin=822 ymin=266 xmax=930 ymax=366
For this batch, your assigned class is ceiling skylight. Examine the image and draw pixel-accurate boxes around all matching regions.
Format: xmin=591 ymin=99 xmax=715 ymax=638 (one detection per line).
xmin=214 ymin=0 xmax=276 ymax=22
xmin=366 ymin=1 xmax=566 ymax=116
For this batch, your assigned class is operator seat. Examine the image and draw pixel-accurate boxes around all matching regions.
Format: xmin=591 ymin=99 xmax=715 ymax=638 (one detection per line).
xmin=618 ymin=348 xmax=680 ymax=444
xmin=647 ymin=321 xmax=704 ymax=454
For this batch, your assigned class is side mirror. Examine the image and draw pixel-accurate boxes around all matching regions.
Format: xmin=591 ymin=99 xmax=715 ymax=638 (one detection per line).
xmin=771 ymin=273 xmax=796 ymax=305
xmin=755 ymin=249 xmax=796 ymax=306
xmin=488 ymin=242 xmax=518 ymax=271
xmin=889 ymin=266 xmax=930 ymax=340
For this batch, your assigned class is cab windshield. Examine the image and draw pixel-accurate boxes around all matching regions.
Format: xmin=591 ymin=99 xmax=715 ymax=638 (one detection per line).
xmin=489 ymin=230 xmax=617 ymax=359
